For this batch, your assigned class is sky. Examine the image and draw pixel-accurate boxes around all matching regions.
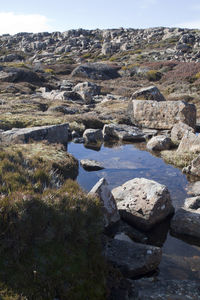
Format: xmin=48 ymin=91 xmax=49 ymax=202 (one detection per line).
xmin=0 ymin=0 xmax=200 ymax=35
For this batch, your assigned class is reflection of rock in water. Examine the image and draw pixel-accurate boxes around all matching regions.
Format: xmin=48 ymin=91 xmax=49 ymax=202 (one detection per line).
xmin=145 ymin=216 xmax=171 ymax=247
xmin=84 ymin=143 xmax=102 ymax=151
xmin=170 ymin=229 xmax=200 ymax=247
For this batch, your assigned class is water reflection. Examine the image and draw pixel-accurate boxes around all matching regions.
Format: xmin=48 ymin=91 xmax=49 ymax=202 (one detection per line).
xmin=67 ymin=141 xmax=200 ymax=280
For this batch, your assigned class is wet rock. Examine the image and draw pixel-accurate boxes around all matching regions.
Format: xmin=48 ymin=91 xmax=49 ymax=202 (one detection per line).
xmin=103 ymin=124 xmax=146 ymax=141
xmin=147 ymin=135 xmax=172 ymax=151
xmin=112 ymin=178 xmax=173 ymax=230
xmin=71 ymin=63 xmax=120 ymax=80
xmin=89 ymin=178 xmax=120 ymax=227
xmin=73 ymin=81 xmax=100 ymax=103
xmin=73 ymin=137 xmax=84 ymax=143
xmin=105 ymin=239 xmax=162 ymax=278
xmin=83 ymin=129 xmax=103 ymax=144
xmin=134 ymin=278 xmax=200 ymax=300
xmin=177 ymin=131 xmax=200 ymax=153
xmin=80 ymin=159 xmax=104 ymax=171
xmin=171 ymin=121 xmax=195 ymax=144
xmin=0 ymin=123 xmax=69 ymax=144
xmin=171 ymin=198 xmax=200 ymax=240
xmin=128 ymin=100 xmax=196 ymax=130
xmin=131 ymin=86 xmax=166 ymax=102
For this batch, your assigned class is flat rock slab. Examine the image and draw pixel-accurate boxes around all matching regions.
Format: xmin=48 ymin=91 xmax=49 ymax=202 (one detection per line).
xmin=103 ymin=124 xmax=146 ymax=141
xmin=112 ymin=178 xmax=174 ymax=230
xmin=105 ymin=239 xmax=162 ymax=278
xmin=134 ymin=278 xmax=200 ymax=300
xmin=80 ymin=159 xmax=104 ymax=171
xmin=128 ymin=100 xmax=196 ymax=130
xmin=0 ymin=123 xmax=69 ymax=144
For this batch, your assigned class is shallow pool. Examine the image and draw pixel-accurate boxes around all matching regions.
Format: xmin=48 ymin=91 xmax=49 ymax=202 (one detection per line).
xmin=67 ymin=141 xmax=200 ymax=281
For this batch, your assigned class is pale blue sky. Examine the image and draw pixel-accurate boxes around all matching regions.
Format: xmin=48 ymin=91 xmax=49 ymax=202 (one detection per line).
xmin=0 ymin=0 xmax=200 ymax=34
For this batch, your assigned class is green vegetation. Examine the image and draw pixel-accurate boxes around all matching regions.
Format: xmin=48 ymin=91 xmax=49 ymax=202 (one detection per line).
xmin=0 ymin=146 xmax=106 ymax=299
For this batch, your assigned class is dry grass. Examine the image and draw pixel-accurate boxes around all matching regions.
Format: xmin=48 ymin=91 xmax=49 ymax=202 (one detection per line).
xmin=161 ymin=149 xmax=198 ymax=168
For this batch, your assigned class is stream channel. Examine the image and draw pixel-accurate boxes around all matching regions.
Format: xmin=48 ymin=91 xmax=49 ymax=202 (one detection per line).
xmin=67 ymin=141 xmax=200 ymax=281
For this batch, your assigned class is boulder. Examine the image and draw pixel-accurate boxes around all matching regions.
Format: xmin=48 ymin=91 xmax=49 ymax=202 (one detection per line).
xmin=105 ymin=238 xmax=162 ymax=278
xmin=80 ymin=159 xmax=104 ymax=171
xmin=171 ymin=198 xmax=200 ymax=240
xmin=171 ymin=121 xmax=195 ymax=144
xmin=71 ymin=63 xmax=120 ymax=80
xmin=73 ymin=81 xmax=100 ymax=103
xmin=83 ymin=129 xmax=103 ymax=144
xmin=177 ymin=131 xmax=200 ymax=153
xmin=147 ymin=135 xmax=172 ymax=151
xmin=42 ymin=90 xmax=82 ymax=101
xmin=0 ymin=123 xmax=69 ymax=144
xmin=0 ymin=67 xmax=43 ymax=84
xmin=131 ymin=86 xmax=166 ymax=102
xmin=89 ymin=178 xmax=120 ymax=227
xmin=103 ymin=124 xmax=146 ymax=141
xmin=128 ymin=100 xmax=196 ymax=130
xmin=112 ymin=178 xmax=173 ymax=230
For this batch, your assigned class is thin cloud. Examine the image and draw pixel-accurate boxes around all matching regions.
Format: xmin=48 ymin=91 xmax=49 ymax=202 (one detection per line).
xmin=0 ymin=12 xmax=52 ymax=35
xmin=176 ymin=20 xmax=200 ymax=29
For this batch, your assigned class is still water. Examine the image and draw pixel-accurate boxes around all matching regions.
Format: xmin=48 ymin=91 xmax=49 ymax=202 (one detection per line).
xmin=67 ymin=141 xmax=200 ymax=281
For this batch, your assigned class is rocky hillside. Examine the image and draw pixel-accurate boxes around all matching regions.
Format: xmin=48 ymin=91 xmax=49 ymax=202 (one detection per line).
xmin=1 ymin=27 xmax=200 ymax=63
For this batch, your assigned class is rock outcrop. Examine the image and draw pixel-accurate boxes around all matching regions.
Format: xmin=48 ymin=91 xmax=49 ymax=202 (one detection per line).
xmin=71 ymin=63 xmax=120 ymax=80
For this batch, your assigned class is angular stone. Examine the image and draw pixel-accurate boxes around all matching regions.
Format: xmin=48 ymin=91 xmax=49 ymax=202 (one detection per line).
xmin=0 ymin=123 xmax=69 ymax=144
xmin=80 ymin=159 xmax=104 ymax=171
xmin=105 ymin=239 xmax=162 ymax=278
xmin=177 ymin=131 xmax=200 ymax=153
xmin=147 ymin=135 xmax=172 ymax=151
xmin=83 ymin=129 xmax=103 ymax=144
xmin=73 ymin=81 xmax=100 ymax=103
xmin=89 ymin=178 xmax=120 ymax=227
xmin=131 ymin=86 xmax=166 ymax=102
xmin=112 ymin=178 xmax=173 ymax=230
xmin=185 ymin=154 xmax=200 ymax=176
xmin=186 ymin=181 xmax=200 ymax=196
xmin=171 ymin=121 xmax=195 ymax=144
xmin=128 ymin=100 xmax=196 ymax=130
